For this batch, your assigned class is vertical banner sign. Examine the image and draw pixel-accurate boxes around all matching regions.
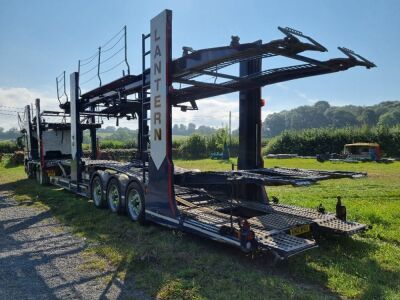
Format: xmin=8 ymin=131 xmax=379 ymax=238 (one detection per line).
xmin=147 ymin=10 xmax=177 ymax=220
xmin=150 ymin=11 xmax=168 ymax=170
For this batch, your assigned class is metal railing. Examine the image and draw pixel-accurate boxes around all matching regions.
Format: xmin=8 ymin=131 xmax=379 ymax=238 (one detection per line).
xmin=77 ymin=26 xmax=131 ymax=91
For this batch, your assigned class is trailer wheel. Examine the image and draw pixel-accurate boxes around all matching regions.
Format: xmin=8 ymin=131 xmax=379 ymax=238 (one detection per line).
xmin=91 ymin=176 xmax=107 ymax=208
xmin=28 ymin=170 xmax=35 ymax=179
xmin=36 ymin=168 xmax=49 ymax=185
xmin=126 ymin=182 xmax=145 ymax=224
xmin=27 ymin=166 xmax=35 ymax=179
xmin=106 ymin=178 xmax=123 ymax=214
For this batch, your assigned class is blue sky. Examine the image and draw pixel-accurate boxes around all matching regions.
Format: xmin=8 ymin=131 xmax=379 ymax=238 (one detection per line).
xmin=0 ymin=0 xmax=399 ymax=129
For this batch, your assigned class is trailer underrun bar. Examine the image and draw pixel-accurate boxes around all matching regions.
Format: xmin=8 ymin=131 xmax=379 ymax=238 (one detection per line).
xmin=20 ymin=9 xmax=374 ymax=260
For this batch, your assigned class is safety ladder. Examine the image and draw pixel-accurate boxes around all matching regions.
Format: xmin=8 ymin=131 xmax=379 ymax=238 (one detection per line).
xmin=141 ymin=32 xmax=151 ymax=184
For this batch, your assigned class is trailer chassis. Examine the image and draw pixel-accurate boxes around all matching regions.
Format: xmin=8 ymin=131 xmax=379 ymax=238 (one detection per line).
xmin=21 ymin=9 xmax=375 ymax=260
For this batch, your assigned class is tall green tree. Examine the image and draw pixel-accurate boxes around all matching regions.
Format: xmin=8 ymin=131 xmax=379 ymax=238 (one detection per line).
xmin=378 ymin=109 xmax=400 ymax=127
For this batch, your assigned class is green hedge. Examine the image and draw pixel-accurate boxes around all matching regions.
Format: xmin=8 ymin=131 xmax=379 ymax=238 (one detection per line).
xmin=175 ymin=129 xmax=239 ymax=159
xmin=0 ymin=140 xmax=18 ymax=153
xmin=82 ymin=139 xmax=137 ymax=150
xmin=263 ymin=125 xmax=400 ymax=157
xmin=82 ymin=130 xmax=238 ymax=160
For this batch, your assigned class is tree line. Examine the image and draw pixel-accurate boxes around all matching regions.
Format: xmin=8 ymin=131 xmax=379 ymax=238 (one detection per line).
xmin=172 ymin=123 xmax=219 ymax=136
xmin=0 ymin=127 xmax=20 ymax=140
xmin=263 ymin=100 xmax=400 ymax=137
xmin=93 ymin=124 xmax=220 ymax=138
xmin=264 ymin=125 xmax=400 ymax=157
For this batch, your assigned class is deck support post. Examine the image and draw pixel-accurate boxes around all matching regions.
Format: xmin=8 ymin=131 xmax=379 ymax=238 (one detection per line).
xmin=25 ymin=105 xmax=34 ymax=160
xmin=238 ymin=43 xmax=264 ymax=170
xmin=70 ymin=72 xmax=82 ymax=183
xmin=35 ymin=98 xmax=44 ymax=168
xmin=90 ymin=104 xmax=97 ymax=159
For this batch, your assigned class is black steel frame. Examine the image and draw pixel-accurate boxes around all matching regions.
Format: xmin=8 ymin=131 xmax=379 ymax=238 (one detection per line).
xmin=34 ymin=10 xmax=374 ymax=258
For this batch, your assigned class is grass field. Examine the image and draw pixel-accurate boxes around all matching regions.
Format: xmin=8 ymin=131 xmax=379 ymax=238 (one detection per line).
xmin=1 ymin=157 xmax=399 ymax=299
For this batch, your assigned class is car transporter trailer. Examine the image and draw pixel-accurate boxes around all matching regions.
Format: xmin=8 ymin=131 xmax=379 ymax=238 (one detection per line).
xmin=20 ymin=10 xmax=375 ymax=260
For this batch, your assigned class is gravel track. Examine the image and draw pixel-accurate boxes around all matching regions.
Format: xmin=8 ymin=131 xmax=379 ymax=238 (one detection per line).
xmin=0 ymin=191 xmax=150 ymax=300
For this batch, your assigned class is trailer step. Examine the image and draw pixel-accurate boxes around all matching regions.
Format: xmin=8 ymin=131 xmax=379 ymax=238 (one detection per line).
xmin=178 ymin=198 xmax=316 ymax=257
xmin=50 ymin=177 xmax=89 ymax=197
xmin=271 ymin=203 xmax=367 ymax=235
xmin=315 ymin=217 xmax=367 ymax=235
xmin=270 ymin=203 xmax=330 ymax=220
xmin=255 ymin=230 xmax=316 ymax=257
xmin=249 ymin=213 xmax=312 ymax=231
xmin=182 ymin=207 xmax=317 ymax=257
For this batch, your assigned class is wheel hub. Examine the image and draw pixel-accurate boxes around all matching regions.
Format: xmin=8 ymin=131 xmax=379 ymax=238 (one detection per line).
xmin=128 ymin=190 xmax=141 ymax=216
xmin=109 ymin=186 xmax=119 ymax=207
xmin=93 ymin=181 xmax=101 ymax=203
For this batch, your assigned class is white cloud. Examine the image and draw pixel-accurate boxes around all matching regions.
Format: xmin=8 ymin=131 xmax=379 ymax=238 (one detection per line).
xmin=0 ymin=87 xmax=58 ymax=129
xmin=172 ymin=96 xmax=239 ymax=129
xmin=0 ymin=87 xmax=56 ymax=109
xmin=172 ymin=95 xmax=275 ymax=129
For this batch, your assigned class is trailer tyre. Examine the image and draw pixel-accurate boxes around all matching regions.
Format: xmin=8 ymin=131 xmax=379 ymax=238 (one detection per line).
xmin=28 ymin=169 xmax=35 ymax=179
xmin=36 ymin=168 xmax=49 ymax=185
xmin=91 ymin=176 xmax=107 ymax=208
xmin=126 ymin=182 xmax=145 ymax=224
xmin=25 ymin=162 xmax=34 ymax=179
xmin=27 ymin=168 xmax=35 ymax=179
xmin=106 ymin=178 xmax=123 ymax=214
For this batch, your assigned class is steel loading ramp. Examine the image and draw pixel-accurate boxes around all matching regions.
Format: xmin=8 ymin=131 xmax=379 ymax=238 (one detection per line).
xmin=247 ymin=167 xmax=367 ymax=181
xmin=219 ymin=200 xmax=367 ymax=236
xmin=176 ymin=193 xmax=317 ymax=258
xmin=174 ymin=167 xmax=367 ymax=187
xmin=175 ymin=185 xmax=367 ymax=238
xmin=270 ymin=203 xmax=367 ymax=236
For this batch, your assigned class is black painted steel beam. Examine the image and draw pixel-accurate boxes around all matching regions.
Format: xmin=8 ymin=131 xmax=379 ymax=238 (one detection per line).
xmin=72 ymin=26 xmax=375 ymax=115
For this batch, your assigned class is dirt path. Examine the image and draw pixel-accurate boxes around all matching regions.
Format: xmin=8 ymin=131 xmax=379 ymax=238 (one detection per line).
xmin=0 ymin=191 xmax=150 ymax=300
